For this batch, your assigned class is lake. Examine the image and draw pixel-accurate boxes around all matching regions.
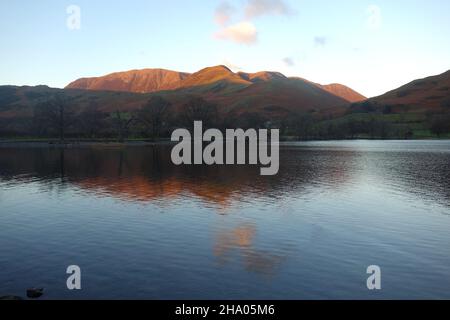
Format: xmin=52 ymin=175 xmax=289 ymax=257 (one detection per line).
xmin=0 ymin=140 xmax=449 ymax=299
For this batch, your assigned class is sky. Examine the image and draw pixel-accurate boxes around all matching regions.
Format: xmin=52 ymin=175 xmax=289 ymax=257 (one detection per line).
xmin=1 ymin=0 xmax=449 ymax=97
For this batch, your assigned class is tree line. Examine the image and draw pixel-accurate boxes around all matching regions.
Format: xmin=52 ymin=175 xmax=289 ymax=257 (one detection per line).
xmin=30 ymin=94 xmax=220 ymax=141
xmin=1 ymin=93 xmax=450 ymax=140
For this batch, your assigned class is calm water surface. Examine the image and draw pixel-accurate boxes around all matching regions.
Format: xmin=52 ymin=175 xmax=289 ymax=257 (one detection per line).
xmin=0 ymin=140 xmax=449 ymax=299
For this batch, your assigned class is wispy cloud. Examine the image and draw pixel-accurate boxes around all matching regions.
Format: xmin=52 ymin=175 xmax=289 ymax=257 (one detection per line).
xmin=215 ymin=21 xmax=258 ymax=45
xmin=314 ymin=36 xmax=327 ymax=47
xmin=366 ymin=5 xmax=382 ymax=30
xmin=245 ymin=0 xmax=295 ymax=18
xmin=215 ymin=1 xmax=236 ymax=26
xmin=221 ymin=59 xmax=243 ymax=71
xmin=282 ymin=57 xmax=295 ymax=67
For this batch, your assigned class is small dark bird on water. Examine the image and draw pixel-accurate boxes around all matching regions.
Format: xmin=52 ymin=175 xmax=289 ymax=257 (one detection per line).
xmin=26 ymin=288 xmax=44 ymax=299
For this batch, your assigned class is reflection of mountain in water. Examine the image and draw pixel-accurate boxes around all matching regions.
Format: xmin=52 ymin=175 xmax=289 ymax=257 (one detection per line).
xmin=214 ymin=224 xmax=286 ymax=276
xmin=1 ymin=143 xmax=450 ymax=208
xmin=1 ymin=142 xmax=450 ymax=285
xmin=0 ymin=146 xmax=355 ymax=208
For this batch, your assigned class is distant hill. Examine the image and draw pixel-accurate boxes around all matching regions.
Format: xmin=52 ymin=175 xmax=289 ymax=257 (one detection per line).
xmin=2 ymin=66 xmax=449 ymax=139
xmin=238 ymin=71 xmax=287 ymax=83
xmin=218 ymin=76 xmax=350 ymax=117
xmin=171 ymin=65 xmax=250 ymax=95
xmin=66 ymin=69 xmax=190 ymax=93
xmin=319 ymin=83 xmax=366 ymax=103
xmin=0 ymin=65 xmax=357 ymax=137
xmin=0 ymin=65 xmax=356 ymax=119
xmin=65 ymin=65 xmax=363 ymax=104
xmin=330 ymin=70 xmax=450 ymax=139
xmin=367 ymin=70 xmax=450 ymax=112
xmin=59 ymin=65 xmax=360 ymax=120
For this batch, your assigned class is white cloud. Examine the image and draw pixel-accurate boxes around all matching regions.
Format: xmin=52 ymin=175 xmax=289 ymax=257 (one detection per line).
xmin=245 ymin=0 xmax=294 ymax=19
xmin=215 ymin=21 xmax=258 ymax=45
xmin=215 ymin=1 xmax=236 ymax=26
xmin=366 ymin=5 xmax=382 ymax=30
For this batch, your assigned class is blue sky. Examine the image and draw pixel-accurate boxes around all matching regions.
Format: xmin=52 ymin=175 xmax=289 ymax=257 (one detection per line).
xmin=1 ymin=0 xmax=449 ymax=97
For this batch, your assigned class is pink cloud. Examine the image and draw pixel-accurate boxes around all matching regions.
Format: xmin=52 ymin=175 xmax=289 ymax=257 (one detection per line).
xmin=245 ymin=0 xmax=294 ymax=18
xmin=215 ymin=2 xmax=236 ymax=26
xmin=215 ymin=21 xmax=258 ymax=45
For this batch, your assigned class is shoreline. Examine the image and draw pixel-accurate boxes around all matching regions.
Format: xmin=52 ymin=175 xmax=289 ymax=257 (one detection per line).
xmin=1 ymin=137 xmax=450 ymax=148
xmin=0 ymin=140 xmax=170 ymax=148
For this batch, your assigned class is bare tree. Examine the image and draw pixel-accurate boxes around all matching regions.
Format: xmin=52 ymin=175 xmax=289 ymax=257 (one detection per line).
xmin=78 ymin=101 xmax=107 ymax=139
xmin=110 ymin=111 xmax=135 ymax=142
xmin=180 ymin=96 xmax=218 ymax=130
xmin=138 ymin=96 xmax=171 ymax=138
xmin=33 ymin=93 xmax=75 ymax=142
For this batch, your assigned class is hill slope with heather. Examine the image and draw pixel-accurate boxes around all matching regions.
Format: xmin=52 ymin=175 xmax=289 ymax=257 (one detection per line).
xmin=2 ymin=67 xmax=449 ymax=139
xmin=367 ymin=70 xmax=450 ymax=111
xmin=319 ymin=83 xmax=366 ymax=103
xmin=1 ymin=65 xmax=355 ymax=119
xmin=65 ymin=65 xmax=363 ymax=103
xmin=66 ymin=68 xmax=191 ymax=93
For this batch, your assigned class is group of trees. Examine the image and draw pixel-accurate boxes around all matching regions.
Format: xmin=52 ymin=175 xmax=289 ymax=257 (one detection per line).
xmin=28 ymin=94 xmax=220 ymax=141
xmin=281 ymin=115 xmax=414 ymax=140
xmin=429 ymin=115 xmax=450 ymax=137
xmin=1 ymin=93 xmax=449 ymax=140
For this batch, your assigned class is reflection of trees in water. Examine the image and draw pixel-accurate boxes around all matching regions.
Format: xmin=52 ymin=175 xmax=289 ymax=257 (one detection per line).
xmin=1 ymin=145 xmax=449 ymax=208
xmin=213 ymin=224 xmax=286 ymax=276
xmin=0 ymin=146 xmax=354 ymax=207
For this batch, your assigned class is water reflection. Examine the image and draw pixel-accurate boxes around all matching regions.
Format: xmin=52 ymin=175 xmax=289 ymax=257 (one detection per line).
xmin=1 ymin=141 xmax=450 ymax=299
xmin=214 ymin=224 xmax=285 ymax=276
xmin=0 ymin=146 xmax=343 ymax=207
xmin=1 ymin=143 xmax=450 ymax=208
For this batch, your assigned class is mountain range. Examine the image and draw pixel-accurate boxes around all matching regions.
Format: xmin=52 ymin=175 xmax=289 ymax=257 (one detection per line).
xmin=0 ymin=65 xmax=449 ymax=138
xmin=67 ymin=65 xmax=366 ymax=103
